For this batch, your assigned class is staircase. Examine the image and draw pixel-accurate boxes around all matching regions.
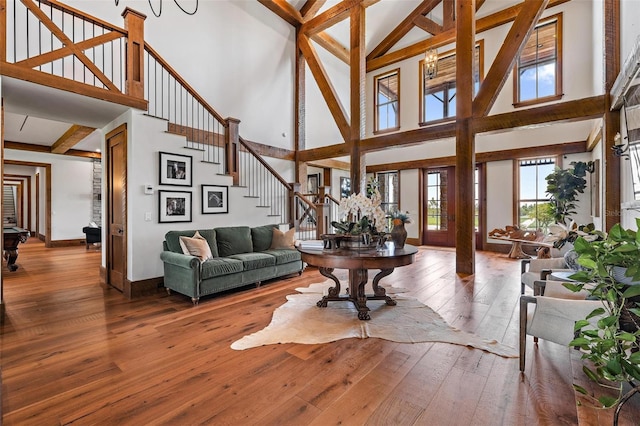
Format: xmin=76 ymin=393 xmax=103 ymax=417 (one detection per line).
xmin=3 ymin=185 xmax=17 ymax=227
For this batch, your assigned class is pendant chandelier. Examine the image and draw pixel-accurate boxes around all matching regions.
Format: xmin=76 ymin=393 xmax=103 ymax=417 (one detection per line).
xmin=114 ymin=0 xmax=198 ymax=17
xmin=424 ymin=47 xmax=438 ymax=79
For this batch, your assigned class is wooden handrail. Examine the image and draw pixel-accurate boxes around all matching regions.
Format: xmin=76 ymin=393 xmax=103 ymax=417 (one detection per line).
xmin=144 ymin=42 xmax=227 ymax=124
xmin=43 ymin=0 xmax=128 ymax=34
xmin=239 ymin=136 xmax=292 ymax=190
xmin=324 ymin=193 xmax=339 ymax=205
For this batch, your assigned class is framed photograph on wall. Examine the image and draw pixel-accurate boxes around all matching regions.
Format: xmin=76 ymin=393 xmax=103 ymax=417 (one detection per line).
xmin=340 ymin=177 xmax=351 ymax=199
xmin=201 ymin=184 xmax=228 ymax=214
xmin=159 ymin=190 xmax=192 ymax=223
xmin=307 ymin=173 xmax=319 ymax=194
xmin=159 ymin=151 xmax=192 ymax=186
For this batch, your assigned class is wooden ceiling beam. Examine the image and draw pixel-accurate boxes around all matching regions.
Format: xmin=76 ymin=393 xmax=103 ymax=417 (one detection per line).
xmin=366 ymin=0 xmax=570 ymax=72
xmin=257 ymin=0 xmax=303 ymax=27
xmin=298 ymin=143 xmax=350 ymax=162
xmin=308 ymin=158 xmax=351 ymax=170
xmin=366 ymin=0 xmax=439 ymax=61
xmin=473 ymin=95 xmax=605 ymax=134
xmin=51 ymin=124 xmax=96 ymax=154
xmin=413 ymin=15 xmax=443 ymax=35
xmin=300 ymin=0 xmax=327 ymax=19
xmin=311 ymin=32 xmax=350 ymax=64
xmin=4 ymin=140 xmax=101 ymax=159
xmin=473 ymin=0 xmax=549 ymax=117
xmin=298 ymin=33 xmax=351 ymax=142
xmin=442 ymin=0 xmax=455 ymax=31
xmin=300 ymin=0 xmax=358 ymax=35
xmin=365 ymin=141 xmax=586 ymax=172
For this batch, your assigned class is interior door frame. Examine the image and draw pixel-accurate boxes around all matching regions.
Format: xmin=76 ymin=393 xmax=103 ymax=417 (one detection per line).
xmin=105 ymin=123 xmax=127 ymax=292
xmin=422 ymin=166 xmax=456 ymax=246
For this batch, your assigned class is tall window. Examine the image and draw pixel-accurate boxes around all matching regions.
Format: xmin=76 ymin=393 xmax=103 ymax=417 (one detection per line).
xmin=376 ymin=171 xmax=399 ymax=213
xmin=514 ymin=14 xmax=562 ymax=106
xmin=517 ymin=157 xmax=556 ymax=231
xmin=374 ymin=69 xmax=400 ymax=133
xmin=420 ymin=43 xmax=482 ymax=125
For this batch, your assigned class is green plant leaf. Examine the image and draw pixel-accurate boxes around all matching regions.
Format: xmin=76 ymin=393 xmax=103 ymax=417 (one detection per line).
xmin=586 ymin=307 xmax=605 ymax=320
xmin=623 ymin=286 xmax=640 ymax=298
xmin=630 ymin=351 xmax=640 ymax=364
xmin=583 ymin=365 xmax=599 ymax=383
xmin=598 ymin=395 xmax=618 ymax=408
xmin=574 ymin=320 xmax=590 ymax=331
xmin=570 ymin=337 xmax=590 ymax=347
xmin=606 ymin=359 xmax=622 ymax=375
xmin=573 ymin=384 xmax=588 ymax=395
xmin=628 ymin=308 xmax=640 ymax=317
xmin=617 ymin=332 xmax=637 ymax=342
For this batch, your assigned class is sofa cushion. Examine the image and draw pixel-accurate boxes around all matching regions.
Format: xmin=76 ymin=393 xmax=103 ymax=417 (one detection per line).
xmin=165 ymin=229 xmax=218 ymax=257
xmin=270 ymin=228 xmax=295 ymax=249
xmin=251 ymin=224 xmax=278 ymax=252
xmin=262 ymin=248 xmax=301 ymax=265
xmin=216 ymin=226 xmax=253 ymax=257
xmin=179 ymin=233 xmax=213 ymax=262
xmin=201 ymin=257 xmax=244 ymax=280
xmin=228 ymin=252 xmax=276 ymax=270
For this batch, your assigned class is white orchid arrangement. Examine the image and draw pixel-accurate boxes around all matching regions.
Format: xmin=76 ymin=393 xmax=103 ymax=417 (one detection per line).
xmin=334 ymin=188 xmax=387 ymax=234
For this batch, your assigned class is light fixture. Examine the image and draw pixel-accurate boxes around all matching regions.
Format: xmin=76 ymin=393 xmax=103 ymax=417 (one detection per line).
xmin=613 ymin=132 xmax=630 ymax=159
xmin=114 ymin=0 xmax=198 ymax=17
xmin=424 ymin=47 xmax=438 ymax=79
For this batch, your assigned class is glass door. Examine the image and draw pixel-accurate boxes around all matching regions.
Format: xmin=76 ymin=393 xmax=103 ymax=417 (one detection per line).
xmin=423 ymin=167 xmax=455 ymax=246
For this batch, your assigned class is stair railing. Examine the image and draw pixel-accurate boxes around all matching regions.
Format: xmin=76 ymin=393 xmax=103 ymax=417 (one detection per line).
xmin=144 ymin=43 xmax=227 ymax=167
xmin=237 ymin=137 xmax=292 ymax=224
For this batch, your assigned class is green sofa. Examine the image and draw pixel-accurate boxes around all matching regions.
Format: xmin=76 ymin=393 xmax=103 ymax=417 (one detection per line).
xmin=160 ymin=224 xmax=302 ymax=304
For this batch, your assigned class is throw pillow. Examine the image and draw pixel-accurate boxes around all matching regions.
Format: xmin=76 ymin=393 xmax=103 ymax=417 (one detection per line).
xmin=179 ymin=231 xmax=214 ymax=261
xmin=270 ymin=228 xmax=295 ymax=249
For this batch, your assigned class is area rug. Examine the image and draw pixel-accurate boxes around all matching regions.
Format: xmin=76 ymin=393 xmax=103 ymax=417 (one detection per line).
xmin=231 ymin=281 xmax=518 ymax=357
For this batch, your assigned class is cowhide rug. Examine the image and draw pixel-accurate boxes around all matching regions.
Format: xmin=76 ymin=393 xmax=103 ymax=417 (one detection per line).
xmin=231 ymin=280 xmax=518 ymax=358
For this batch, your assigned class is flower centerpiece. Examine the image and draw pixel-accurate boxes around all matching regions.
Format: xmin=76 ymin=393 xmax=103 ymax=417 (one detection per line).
xmin=330 ymin=179 xmax=386 ymax=249
xmin=544 ymin=221 xmax=605 ymax=249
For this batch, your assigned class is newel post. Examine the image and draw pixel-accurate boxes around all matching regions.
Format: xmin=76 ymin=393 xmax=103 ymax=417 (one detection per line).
xmin=289 ymin=182 xmax=301 ymax=230
xmin=225 ymin=117 xmax=240 ymax=185
xmin=122 ymin=8 xmax=146 ymax=100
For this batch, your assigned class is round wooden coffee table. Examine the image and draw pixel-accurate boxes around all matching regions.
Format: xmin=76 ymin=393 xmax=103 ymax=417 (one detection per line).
xmin=297 ymin=244 xmax=418 ymax=320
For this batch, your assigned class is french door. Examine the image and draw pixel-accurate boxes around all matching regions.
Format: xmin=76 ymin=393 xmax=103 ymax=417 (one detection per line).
xmin=422 ymin=166 xmax=483 ymax=248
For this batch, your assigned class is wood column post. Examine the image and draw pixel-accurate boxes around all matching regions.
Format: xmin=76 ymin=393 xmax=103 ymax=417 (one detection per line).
xmin=0 ymin=0 xmax=6 ymax=62
xmin=294 ymin=28 xmax=306 ymax=186
xmin=603 ymin=0 xmax=621 ymax=231
xmin=349 ymin=4 xmax=366 ymax=194
xmin=121 ymin=8 xmax=146 ymax=100
xmin=225 ymin=117 xmax=240 ymax=186
xmin=456 ymin=0 xmax=476 ymax=275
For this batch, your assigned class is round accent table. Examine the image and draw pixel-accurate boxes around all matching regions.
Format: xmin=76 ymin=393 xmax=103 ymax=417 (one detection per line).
xmin=297 ymin=244 xmax=418 ymax=320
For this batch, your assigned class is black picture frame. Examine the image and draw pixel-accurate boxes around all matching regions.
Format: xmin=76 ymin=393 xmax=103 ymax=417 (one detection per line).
xmin=201 ymin=184 xmax=228 ymax=214
xmin=340 ymin=177 xmax=351 ymax=198
xmin=159 ymin=151 xmax=192 ymax=187
xmin=307 ymin=173 xmax=319 ymax=194
xmin=159 ymin=190 xmax=192 ymax=223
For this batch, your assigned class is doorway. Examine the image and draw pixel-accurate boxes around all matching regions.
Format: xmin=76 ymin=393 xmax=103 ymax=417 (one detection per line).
xmin=421 ymin=166 xmax=483 ymax=248
xmin=105 ymin=124 xmax=127 ymax=293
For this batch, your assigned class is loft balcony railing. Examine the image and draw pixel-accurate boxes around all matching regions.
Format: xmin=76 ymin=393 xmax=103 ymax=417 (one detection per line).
xmin=2 ymin=0 xmax=147 ymax=110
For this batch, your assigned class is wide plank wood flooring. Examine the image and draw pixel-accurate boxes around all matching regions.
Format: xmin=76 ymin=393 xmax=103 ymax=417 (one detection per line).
xmin=1 ymin=239 xmax=639 ymax=425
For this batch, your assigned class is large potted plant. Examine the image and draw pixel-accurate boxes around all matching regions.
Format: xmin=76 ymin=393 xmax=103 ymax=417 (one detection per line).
xmin=545 ymin=161 xmax=593 ymax=224
xmin=565 ymin=219 xmax=640 ymax=423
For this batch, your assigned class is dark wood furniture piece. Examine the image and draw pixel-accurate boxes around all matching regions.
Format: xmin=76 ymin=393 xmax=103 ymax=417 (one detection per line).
xmin=297 ymin=244 xmax=418 ymax=320
xmin=3 ymin=226 xmax=30 ymax=271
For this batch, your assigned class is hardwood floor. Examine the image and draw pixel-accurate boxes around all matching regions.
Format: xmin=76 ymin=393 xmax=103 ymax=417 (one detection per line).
xmin=1 ymin=239 xmax=639 ymax=425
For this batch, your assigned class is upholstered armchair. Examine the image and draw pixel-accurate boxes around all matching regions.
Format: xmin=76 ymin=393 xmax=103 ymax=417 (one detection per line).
xmin=519 ymin=280 xmax=601 ymax=371
xmin=520 ymin=257 xmax=572 ymax=294
xmin=82 ymin=226 xmax=102 ymax=249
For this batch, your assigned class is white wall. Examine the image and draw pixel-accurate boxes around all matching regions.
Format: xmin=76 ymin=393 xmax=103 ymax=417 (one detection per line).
xmin=3 ymin=150 xmax=93 ymax=240
xmin=63 ymin=0 xmax=296 ymax=151
xmin=101 ymin=110 xmax=295 ymax=281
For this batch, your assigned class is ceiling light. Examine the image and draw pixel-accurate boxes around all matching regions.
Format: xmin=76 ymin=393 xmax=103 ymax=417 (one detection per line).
xmin=424 ymin=47 xmax=438 ymax=80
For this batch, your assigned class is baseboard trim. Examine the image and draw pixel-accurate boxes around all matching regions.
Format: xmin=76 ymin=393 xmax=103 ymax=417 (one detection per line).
xmin=124 ymin=277 xmax=164 ymax=299
xmin=407 ymin=237 xmax=420 ymax=246
xmin=48 ymin=238 xmax=85 ymax=248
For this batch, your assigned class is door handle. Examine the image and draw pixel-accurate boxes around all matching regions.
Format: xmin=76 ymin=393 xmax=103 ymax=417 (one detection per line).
xmin=118 ymin=228 xmax=124 ymax=234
